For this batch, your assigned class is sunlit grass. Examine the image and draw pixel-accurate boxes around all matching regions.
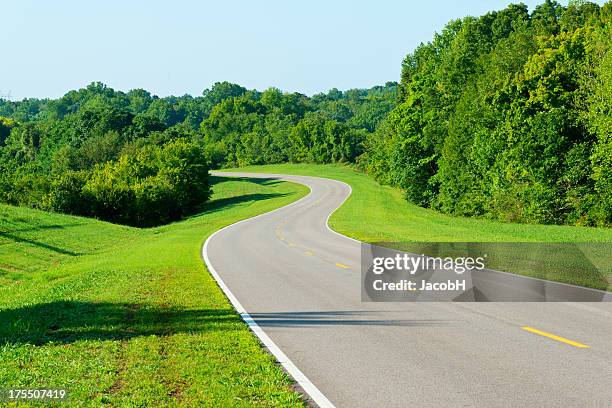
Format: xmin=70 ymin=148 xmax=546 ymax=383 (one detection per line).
xmin=0 ymin=176 xmax=309 ymax=407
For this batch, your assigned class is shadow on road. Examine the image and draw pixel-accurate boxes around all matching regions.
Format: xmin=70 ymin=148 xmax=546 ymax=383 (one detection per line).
xmin=248 ymin=310 xmax=450 ymax=328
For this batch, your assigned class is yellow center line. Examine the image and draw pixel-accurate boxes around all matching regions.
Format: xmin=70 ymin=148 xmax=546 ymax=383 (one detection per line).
xmin=335 ymin=263 xmax=350 ymax=269
xmin=521 ymin=326 xmax=590 ymax=349
xmin=304 ymin=250 xmax=314 ymax=256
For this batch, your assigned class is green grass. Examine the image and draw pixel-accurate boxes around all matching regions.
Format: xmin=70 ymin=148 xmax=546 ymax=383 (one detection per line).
xmin=0 ymin=176 xmax=309 ymax=407
xmin=222 ymin=163 xmax=612 ymax=242
xmin=222 ymin=164 xmax=612 ymax=290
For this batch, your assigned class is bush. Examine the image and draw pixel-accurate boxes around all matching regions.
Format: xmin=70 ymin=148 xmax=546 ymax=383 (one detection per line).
xmin=45 ymin=171 xmax=91 ymax=215
xmin=82 ymin=139 xmax=210 ymax=226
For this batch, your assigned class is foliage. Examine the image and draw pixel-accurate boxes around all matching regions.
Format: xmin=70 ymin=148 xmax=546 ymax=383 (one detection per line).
xmin=362 ymin=1 xmax=612 ymax=226
xmin=0 ymin=81 xmax=395 ymax=225
xmin=47 ymin=139 xmax=210 ymax=227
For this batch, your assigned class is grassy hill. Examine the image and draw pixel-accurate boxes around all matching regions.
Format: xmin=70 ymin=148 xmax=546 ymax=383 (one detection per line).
xmin=0 ymin=176 xmax=308 ymax=407
xmin=223 ymin=163 xmax=612 ymax=243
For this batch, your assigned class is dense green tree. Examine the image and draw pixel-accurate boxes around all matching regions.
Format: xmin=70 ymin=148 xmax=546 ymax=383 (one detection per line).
xmin=81 ymin=139 xmax=210 ymax=226
xmin=365 ymin=1 xmax=611 ymax=226
xmin=0 ymin=116 xmax=16 ymax=146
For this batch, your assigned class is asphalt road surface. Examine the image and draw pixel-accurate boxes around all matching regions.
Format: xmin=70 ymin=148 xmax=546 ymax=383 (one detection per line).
xmin=205 ymin=172 xmax=612 ymax=408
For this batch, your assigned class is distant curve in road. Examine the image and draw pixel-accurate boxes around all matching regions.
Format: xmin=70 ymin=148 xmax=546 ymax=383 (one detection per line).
xmin=204 ymin=172 xmax=612 ymax=408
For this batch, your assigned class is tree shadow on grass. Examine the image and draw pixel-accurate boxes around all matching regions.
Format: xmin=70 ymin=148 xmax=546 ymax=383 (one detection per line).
xmin=195 ymin=192 xmax=291 ymax=216
xmin=0 ymin=221 xmax=85 ymax=256
xmin=0 ymin=301 xmax=243 ymax=345
xmin=187 ymin=175 xmax=294 ymax=217
xmin=209 ymin=175 xmax=284 ymax=187
xmin=0 ymin=231 xmax=81 ymax=256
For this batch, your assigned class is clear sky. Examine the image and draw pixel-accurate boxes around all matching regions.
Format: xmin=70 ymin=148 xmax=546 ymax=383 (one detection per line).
xmin=2 ymin=0 xmax=593 ymax=99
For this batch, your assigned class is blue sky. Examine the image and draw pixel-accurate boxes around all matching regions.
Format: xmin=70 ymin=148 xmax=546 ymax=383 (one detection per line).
xmin=2 ymin=1 xmax=595 ymax=99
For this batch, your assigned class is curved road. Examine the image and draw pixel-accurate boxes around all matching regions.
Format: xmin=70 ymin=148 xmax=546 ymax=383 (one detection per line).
xmin=204 ymin=172 xmax=612 ymax=408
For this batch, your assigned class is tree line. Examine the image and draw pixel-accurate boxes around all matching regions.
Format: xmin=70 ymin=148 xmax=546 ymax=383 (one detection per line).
xmin=0 ymin=81 xmax=396 ymax=226
xmin=1 ymin=1 xmax=610 ymax=228
xmin=363 ymin=0 xmax=611 ymax=226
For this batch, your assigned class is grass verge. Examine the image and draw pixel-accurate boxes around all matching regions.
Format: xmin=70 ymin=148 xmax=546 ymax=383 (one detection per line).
xmin=0 ymin=175 xmax=309 ymax=407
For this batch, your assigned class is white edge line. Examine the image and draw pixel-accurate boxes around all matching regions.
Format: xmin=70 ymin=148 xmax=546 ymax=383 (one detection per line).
xmin=323 ymin=179 xmax=360 ymax=244
xmin=305 ymin=174 xmax=612 ymax=297
xmin=201 ymin=177 xmax=335 ymax=408
xmin=204 ymin=171 xmax=610 ymax=407
xmin=214 ymin=171 xmax=612 ymax=297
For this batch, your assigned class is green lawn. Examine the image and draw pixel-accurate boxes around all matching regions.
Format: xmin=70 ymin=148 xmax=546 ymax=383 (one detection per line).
xmin=0 ymin=176 xmax=309 ymax=407
xmin=222 ymin=164 xmax=612 ymax=290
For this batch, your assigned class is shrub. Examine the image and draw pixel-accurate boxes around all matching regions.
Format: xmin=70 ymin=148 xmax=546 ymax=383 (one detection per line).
xmin=82 ymin=139 xmax=210 ymax=226
xmin=45 ymin=171 xmax=91 ymax=215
